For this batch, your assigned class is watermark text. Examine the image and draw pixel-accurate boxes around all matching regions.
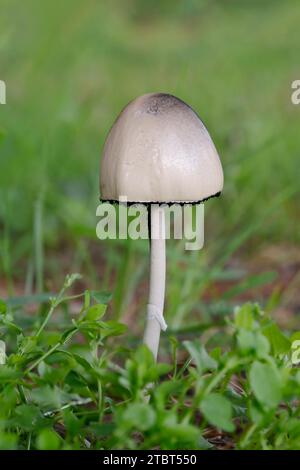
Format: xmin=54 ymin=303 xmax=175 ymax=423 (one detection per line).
xmin=0 ymin=80 xmax=6 ymax=104
xmin=96 ymin=197 xmax=204 ymax=251
xmin=291 ymin=80 xmax=300 ymax=105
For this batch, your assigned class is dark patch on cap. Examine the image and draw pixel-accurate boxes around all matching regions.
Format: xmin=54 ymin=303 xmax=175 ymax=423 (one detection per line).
xmin=145 ymin=93 xmax=191 ymax=115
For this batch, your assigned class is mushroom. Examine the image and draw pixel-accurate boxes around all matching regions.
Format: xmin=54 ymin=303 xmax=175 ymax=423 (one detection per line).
xmin=100 ymin=93 xmax=223 ymax=360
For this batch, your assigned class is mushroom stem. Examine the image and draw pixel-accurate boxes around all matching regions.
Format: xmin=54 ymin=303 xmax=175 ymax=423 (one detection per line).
xmin=143 ymin=205 xmax=167 ymax=360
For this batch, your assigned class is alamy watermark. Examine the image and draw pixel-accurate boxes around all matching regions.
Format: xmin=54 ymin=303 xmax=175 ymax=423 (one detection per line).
xmin=96 ymin=196 xmax=204 ymax=251
xmin=291 ymin=80 xmax=300 ymax=105
xmin=0 ymin=80 xmax=6 ymax=104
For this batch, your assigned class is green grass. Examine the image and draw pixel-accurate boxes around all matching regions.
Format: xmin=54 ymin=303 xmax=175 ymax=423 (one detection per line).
xmin=1 ymin=277 xmax=300 ymax=450
xmin=0 ymin=0 xmax=300 ymax=450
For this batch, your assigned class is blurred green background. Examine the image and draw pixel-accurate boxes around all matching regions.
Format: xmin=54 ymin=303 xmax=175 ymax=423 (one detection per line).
xmin=0 ymin=0 xmax=299 ymax=335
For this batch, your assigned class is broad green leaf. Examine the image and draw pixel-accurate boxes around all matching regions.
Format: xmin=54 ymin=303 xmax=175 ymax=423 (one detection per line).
xmin=200 ymin=393 xmax=235 ymax=432
xmin=162 ymin=413 xmax=200 ymax=446
xmin=249 ymin=401 xmax=266 ymax=426
xmin=72 ymin=353 xmax=94 ymax=372
xmin=155 ymin=380 xmax=184 ymax=408
xmin=237 ymin=329 xmax=270 ymax=357
xmin=89 ymin=422 xmax=116 ymax=438
xmin=290 ymin=331 xmax=300 ymax=343
xmin=122 ymin=403 xmax=156 ymax=431
xmin=210 ymin=347 xmax=222 ymax=362
xmin=183 ymin=340 xmax=217 ymax=373
xmin=85 ymin=304 xmax=107 ymax=321
xmin=262 ymin=323 xmax=290 ymax=356
xmin=36 ymin=428 xmax=61 ymax=450
xmin=0 ymin=365 xmax=20 ymax=381
xmin=29 ymin=385 xmax=61 ymax=409
xmin=13 ymin=405 xmax=45 ymax=431
xmin=64 ymin=370 xmax=87 ymax=388
xmin=0 ymin=432 xmax=17 ymax=450
xmin=0 ymin=299 xmax=7 ymax=315
xmin=99 ymin=320 xmax=127 ymax=339
xmin=237 ymin=329 xmax=256 ymax=353
xmin=148 ymin=363 xmax=172 ymax=381
xmin=255 ymin=332 xmax=271 ymax=358
xmin=234 ymin=303 xmax=254 ymax=330
xmin=163 ymin=423 xmax=200 ymax=443
xmin=285 ymin=418 xmax=300 ymax=437
xmin=60 ymin=326 xmax=78 ymax=343
xmin=249 ymin=361 xmax=282 ymax=409
xmin=63 ymin=409 xmax=82 ymax=438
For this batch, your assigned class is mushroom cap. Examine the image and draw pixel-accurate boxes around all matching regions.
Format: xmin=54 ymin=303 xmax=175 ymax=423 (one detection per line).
xmin=100 ymin=93 xmax=223 ymax=203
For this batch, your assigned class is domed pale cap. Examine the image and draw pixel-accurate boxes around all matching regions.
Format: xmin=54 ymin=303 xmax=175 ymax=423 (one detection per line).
xmin=100 ymin=93 xmax=223 ymax=203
